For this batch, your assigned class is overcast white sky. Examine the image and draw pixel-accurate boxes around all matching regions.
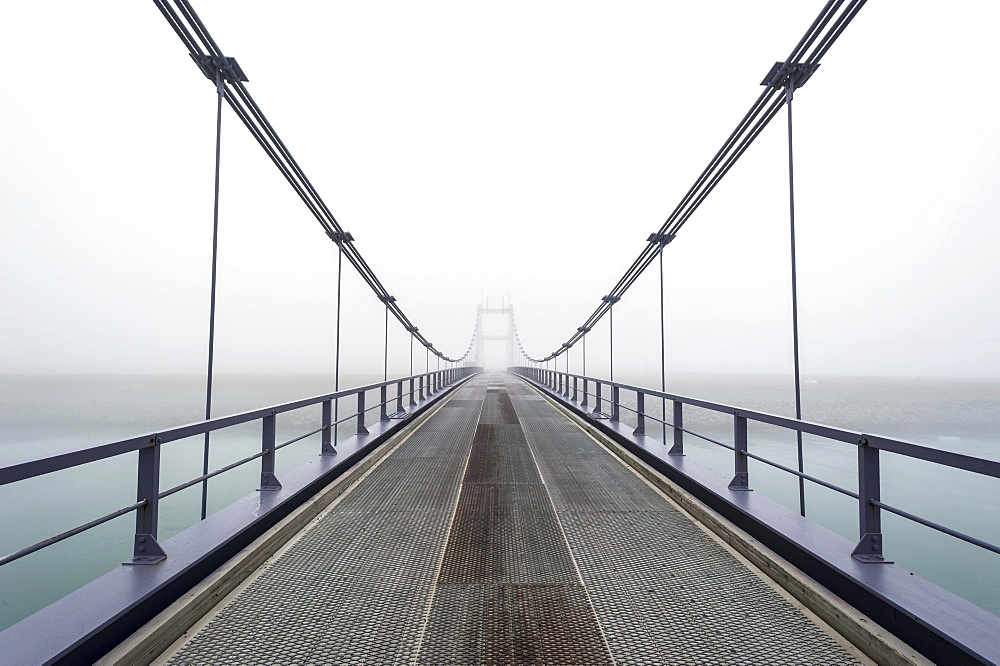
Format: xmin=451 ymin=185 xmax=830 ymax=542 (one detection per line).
xmin=1 ymin=1 xmax=999 ymax=381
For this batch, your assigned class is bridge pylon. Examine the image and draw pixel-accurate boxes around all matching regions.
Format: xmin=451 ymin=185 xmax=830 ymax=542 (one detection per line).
xmin=475 ymin=299 xmax=514 ymax=370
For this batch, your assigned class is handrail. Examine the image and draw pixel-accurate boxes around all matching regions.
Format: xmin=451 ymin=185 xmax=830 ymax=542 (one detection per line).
xmin=0 ymin=368 xmax=481 ymax=567
xmin=0 ymin=370 xmax=467 ymax=485
xmin=510 ymin=366 xmax=1000 ymax=564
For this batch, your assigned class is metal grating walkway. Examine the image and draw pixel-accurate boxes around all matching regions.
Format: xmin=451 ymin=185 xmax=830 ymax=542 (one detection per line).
xmin=160 ymin=374 xmax=863 ymax=665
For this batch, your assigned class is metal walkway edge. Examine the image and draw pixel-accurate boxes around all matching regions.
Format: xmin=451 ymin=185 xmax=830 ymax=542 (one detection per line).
xmin=154 ymin=374 xmax=866 ymax=665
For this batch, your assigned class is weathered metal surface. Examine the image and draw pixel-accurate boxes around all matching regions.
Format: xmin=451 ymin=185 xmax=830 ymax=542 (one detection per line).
xmin=166 ymin=384 xmax=486 ymax=665
xmin=163 ymin=374 xmax=862 ymax=665
xmin=509 ymin=378 xmax=859 ymax=665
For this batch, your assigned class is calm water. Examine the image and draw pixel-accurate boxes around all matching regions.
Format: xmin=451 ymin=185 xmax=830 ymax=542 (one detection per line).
xmin=0 ymin=372 xmax=998 ymax=630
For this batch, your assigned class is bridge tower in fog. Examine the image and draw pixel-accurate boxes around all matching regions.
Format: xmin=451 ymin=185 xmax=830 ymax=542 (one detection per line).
xmin=475 ymin=300 xmax=514 ymax=370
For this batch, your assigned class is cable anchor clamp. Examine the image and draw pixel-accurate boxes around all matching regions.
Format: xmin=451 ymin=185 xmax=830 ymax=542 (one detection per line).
xmin=190 ymin=54 xmax=249 ymax=85
xmin=647 ymin=232 xmax=676 ymax=246
xmin=760 ymin=61 xmax=820 ymax=91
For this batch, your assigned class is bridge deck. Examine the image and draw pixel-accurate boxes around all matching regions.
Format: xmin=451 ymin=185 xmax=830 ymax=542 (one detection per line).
xmin=157 ymin=374 xmax=865 ymax=665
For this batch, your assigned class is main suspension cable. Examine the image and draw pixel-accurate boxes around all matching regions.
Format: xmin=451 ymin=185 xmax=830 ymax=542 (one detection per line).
xmin=154 ymin=0 xmax=474 ymax=363
xmin=518 ymin=0 xmax=867 ymax=363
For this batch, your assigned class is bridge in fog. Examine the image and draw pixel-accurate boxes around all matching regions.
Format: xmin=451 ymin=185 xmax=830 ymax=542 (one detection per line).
xmin=1 ymin=1 xmax=1000 ymax=664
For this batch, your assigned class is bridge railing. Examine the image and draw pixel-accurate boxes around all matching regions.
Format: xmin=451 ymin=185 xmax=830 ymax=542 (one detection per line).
xmin=0 ymin=367 xmax=479 ymax=568
xmin=510 ymin=366 xmax=1000 ymax=563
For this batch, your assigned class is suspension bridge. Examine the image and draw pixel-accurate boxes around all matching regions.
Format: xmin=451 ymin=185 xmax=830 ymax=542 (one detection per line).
xmin=1 ymin=1 xmax=999 ymax=664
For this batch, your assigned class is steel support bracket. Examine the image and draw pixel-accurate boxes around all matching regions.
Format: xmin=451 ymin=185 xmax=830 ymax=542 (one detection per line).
xmin=257 ymin=472 xmax=283 ymax=491
xmin=124 ymin=534 xmax=166 ymax=566
xmin=326 ymin=230 xmax=354 ymax=244
xmin=728 ymin=473 xmax=752 ymax=491
xmin=761 ymin=61 xmax=820 ymax=90
xmin=647 ymin=232 xmax=676 ymax=245
xmin=189 ymin=54 xmax=248 ymax=84
xmin=852 ymin=532 xmax=893 ymax=563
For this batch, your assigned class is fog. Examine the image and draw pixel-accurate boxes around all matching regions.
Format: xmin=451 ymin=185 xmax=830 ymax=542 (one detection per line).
xmin=2 ymin=1 xmax=999 ymax=383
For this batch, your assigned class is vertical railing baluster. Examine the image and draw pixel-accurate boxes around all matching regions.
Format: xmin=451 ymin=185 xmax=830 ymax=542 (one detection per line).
xmin=852 ymin=438 xmax=889 ymax=562
xmin=409 ymin=377 xmax=417 ymax=406
xmin=357 ymin=391 xmax=369 ymax=435
xmin=259 ymin=412 xmax=282 ymax=490
xmin=633 ymin=391 xmax=645 ymax=435
xmin=582 ymin=377 xmax=589 ymax=407
xmin=572 ymin=376 xmax=579 ymax=402
xmin=128 ymin=437 xmax=167 ymax=565
xmin=396 ymin=381 xmax=404 ymax=414
xmin=419 ymin=375 xmax=425 ymax=400
xmin=668 ymin=400 xmax=684 ymax=456
xmin=592 ymin=381 xmax=603 ymax=415
xmin=728 ymin=413 xmax=750 ymax=490
xmin=380 ymin=385 xmax=389 ymax=422
xmin=321 ymin=399 xmax=335 ymax=455
xmin=611 ymin=385 xmax=620 ymax=422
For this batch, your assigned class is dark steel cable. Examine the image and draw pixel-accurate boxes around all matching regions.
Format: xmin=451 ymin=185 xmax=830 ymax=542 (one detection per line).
xmin=222 ymin=91 xmax=328 ymax=224
xmin=659 ymin=247 xmax=667 ymax=447
xmin=786 ymin=80 xmax=806 ymax=517
xmin=784 ymin=0 xmax=842 ymax=64
xmin=200 ymin=67 xmax=224 ymax=521
xmin=658 ymin=88 xmax=779 ymax=236
xmin=806 ymin=0 xmax=867 ymax=64
xmin=609 ymin=303 xmax=614 ymax=382
xmin=152 ymin=0 xmax=203 ymax=54
xmin=155 ymin=2 xmax=471 ymax=362
xmin=334 ymin=240 xmax=343 ymax=447
xmin=669 ymin=94 xmax=788 ymax=236
xmin=520 ymin=1 xmax=866 ymax=367
xmin=383 ymin=300 xmax=389 ymax=381
xmin=174 ymin=0 xmax=224 ymax=58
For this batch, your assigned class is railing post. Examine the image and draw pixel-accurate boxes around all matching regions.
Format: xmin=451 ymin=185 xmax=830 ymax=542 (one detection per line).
xmin=321 ymin=399 xmax=335 ymax=455
xmin=591 ymin=381 xmax=609 ymax=418
xmin=572 ymin=376 xmax=579 ymax=402
xmin=852 ymin=438 xmax=890 ymax=562
xmin=728 ymin=413 xmax=751 ymax=491
xmin=259 ymin=411 xmax=282 ymax=490
xmin=380 ymin=385 xmax=389 ymax=422
xmin=611 ymin=385 xmax=620 ymax=422
xmin=668 ymin=400 xmax=684 ymax=455
xmin=396 ymin=381 xmax=404 ymax=413
xmin=409 ymin=378 xmax=417 ymax=406
xmin=633 ymin=391 xmax=645 ymax=435
xmin=419 ymin=375 xmax=425 ymax=400
xmin=357 ymin=391 xmax=370 ymax=435
xmin=581 ymin=378 xmax=588 ymax=407
xmin=127 ymin=437 xmax=167 ymax=565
